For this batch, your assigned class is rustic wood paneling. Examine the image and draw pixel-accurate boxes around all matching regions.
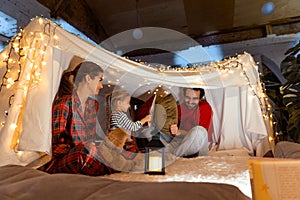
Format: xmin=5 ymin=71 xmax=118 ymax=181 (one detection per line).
xmin=183 ymin=0 xmax=235 ymax=35
xmin=85 ymin=0 xmax=187 ymax=36
xmin=234 ymin=0 xmax=300 ymax=27
xmin=3 ymin=0 xmax=300 ymax=51
xmin=39 ymin=0 xmax=108 ymax=43
xmin=1 ymin=0 xmax=50 ymax=27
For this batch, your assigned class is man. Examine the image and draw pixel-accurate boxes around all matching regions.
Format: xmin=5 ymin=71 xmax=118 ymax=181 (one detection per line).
xmin=166 ymin=87 xmax=212 ymax=157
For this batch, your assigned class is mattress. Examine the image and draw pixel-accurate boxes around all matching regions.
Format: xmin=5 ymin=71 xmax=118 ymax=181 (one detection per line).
xmin=0 ymin=149 xmax=252 ymax=200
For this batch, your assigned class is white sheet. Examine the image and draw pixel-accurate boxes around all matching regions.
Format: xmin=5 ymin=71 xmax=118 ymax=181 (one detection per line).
xmin=108 ymin=152 xmax=252 ymax=198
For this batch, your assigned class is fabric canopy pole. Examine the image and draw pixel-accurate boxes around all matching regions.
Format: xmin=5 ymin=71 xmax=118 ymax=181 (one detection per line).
xmin=0 ymin=18 xmax=271 ymax=167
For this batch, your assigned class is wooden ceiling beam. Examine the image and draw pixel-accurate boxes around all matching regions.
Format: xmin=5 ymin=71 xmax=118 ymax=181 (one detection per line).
xmin=38 ymin=0 xmax=109 ymax=43
xmin=80 ymin=0 xmax=110 ymax=40
xmin=49 ymin=0 xmax=65 ymax=18
xmin=36 ymin=0 xmax=300 ymax=50
xmin=195 ymin=19 xmax=300 ymax=47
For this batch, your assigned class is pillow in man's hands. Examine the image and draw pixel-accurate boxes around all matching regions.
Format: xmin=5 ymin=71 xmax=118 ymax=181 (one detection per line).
xmin=136 ymin=87 xmax=178 ymax=135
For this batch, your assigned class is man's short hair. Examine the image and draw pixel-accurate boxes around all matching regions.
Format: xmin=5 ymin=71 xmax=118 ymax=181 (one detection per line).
xmin=183 ymin=88 xmax=205 ymax=99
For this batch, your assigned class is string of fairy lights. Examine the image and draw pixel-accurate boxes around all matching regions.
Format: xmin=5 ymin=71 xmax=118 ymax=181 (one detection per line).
xmin=0 ymin=32 xmax=23 ymax=92
xmin=0 ymin=17 xmax=274 ymax=149
xmin=136 ymin=55 xmax=271 ymax=113
xmin=0 ymin=17 xmax=59 ymax=151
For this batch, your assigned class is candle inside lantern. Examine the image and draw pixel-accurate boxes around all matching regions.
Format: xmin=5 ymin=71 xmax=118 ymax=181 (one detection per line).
xmin=149 ymin=156 xmax=162 ymax=172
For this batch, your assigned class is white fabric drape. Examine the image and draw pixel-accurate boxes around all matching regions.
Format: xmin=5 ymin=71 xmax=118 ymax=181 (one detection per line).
xmin=206 ymin=87 xmax=268 ymax=154
xmin=0 ymin=18 xmax=271 ymax=167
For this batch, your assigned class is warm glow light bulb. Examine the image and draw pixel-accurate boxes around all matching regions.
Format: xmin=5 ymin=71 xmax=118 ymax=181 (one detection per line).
xmin=268 ymin=136 xmax=274 ymax=142
xmin=7 ymin=78 xmax=13 ymax=83
xmin=10 ymin=123 xmax=17 ymax=130
xmin=40 ymin=33 xmax=44 ymax=40
xmin=38 ymin=18 xmax=43 ymax=24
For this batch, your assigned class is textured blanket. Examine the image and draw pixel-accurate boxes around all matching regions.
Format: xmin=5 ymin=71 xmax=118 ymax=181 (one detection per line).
xmin=0 ymin=164 xmax=250 ymax=200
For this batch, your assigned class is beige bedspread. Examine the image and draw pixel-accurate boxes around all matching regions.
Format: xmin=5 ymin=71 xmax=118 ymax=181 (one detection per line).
xmin=0 ymin=164 xmax=250 ymax=200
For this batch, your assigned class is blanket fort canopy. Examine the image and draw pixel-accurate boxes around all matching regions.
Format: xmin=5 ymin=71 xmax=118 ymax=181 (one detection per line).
xmin=0 ymin=17 xmax=273 ymax=167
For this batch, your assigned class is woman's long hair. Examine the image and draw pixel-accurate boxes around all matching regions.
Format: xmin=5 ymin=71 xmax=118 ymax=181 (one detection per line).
xmin=54 ymin=61 xmax=103 ymax=103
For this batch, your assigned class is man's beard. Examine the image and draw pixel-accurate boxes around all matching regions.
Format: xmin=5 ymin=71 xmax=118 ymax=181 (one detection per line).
xmin=185 ymin=102 xmax=197 ymax=109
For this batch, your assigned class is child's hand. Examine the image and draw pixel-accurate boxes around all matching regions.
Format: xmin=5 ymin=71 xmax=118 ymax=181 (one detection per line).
xmin=145 ymin=114 xmax=152 ymax=122
xmin=141 ymin=114 xmax=152 ymax=124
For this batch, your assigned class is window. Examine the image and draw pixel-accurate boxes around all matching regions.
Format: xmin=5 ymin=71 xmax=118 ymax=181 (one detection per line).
xmin=0 ymin=11 xmax=17 ymax=51
xmin=52 ymin=18 xmax=97 ymax=45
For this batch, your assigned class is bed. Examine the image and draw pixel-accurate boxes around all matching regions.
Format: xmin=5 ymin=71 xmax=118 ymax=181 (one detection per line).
xmin=0 ymin=149 xmax=252 ymax=200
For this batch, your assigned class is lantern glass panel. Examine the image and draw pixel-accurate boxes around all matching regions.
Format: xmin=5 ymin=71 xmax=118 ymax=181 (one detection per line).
xmin=144 ymin=135 xmax=165 ymax=175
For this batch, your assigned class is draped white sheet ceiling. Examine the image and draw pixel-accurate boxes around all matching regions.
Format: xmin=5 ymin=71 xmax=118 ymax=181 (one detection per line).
xmin=0 ymin=18 xmax=271 ymax=167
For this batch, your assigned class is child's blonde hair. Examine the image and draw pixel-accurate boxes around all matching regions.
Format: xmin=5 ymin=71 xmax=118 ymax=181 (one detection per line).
xmin=110 ymin=89 xmax=131 ymax=111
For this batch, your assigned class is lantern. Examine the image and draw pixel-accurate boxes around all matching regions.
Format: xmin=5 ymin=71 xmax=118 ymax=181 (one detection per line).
xmin=144 ymin=131 xmax=165 ymax=175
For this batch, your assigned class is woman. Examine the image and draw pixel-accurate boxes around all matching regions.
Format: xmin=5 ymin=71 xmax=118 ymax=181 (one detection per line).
xmin=44 ymin=61 xmax=134 ymax=176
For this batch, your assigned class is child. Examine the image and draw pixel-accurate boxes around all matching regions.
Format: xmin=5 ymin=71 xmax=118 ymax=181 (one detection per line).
xmin=110 ymin=89 xmax=151 ymax=140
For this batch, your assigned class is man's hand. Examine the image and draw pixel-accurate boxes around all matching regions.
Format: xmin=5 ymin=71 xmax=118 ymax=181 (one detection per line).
xmin=170 ymin=124 xmax=187 ymax=136
xmin=170 ymin=124 xmax=179 ymax=135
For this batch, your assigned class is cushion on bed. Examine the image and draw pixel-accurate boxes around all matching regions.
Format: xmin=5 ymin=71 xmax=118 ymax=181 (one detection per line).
xmin=155 ymin=92 xmax=178 ymax=134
